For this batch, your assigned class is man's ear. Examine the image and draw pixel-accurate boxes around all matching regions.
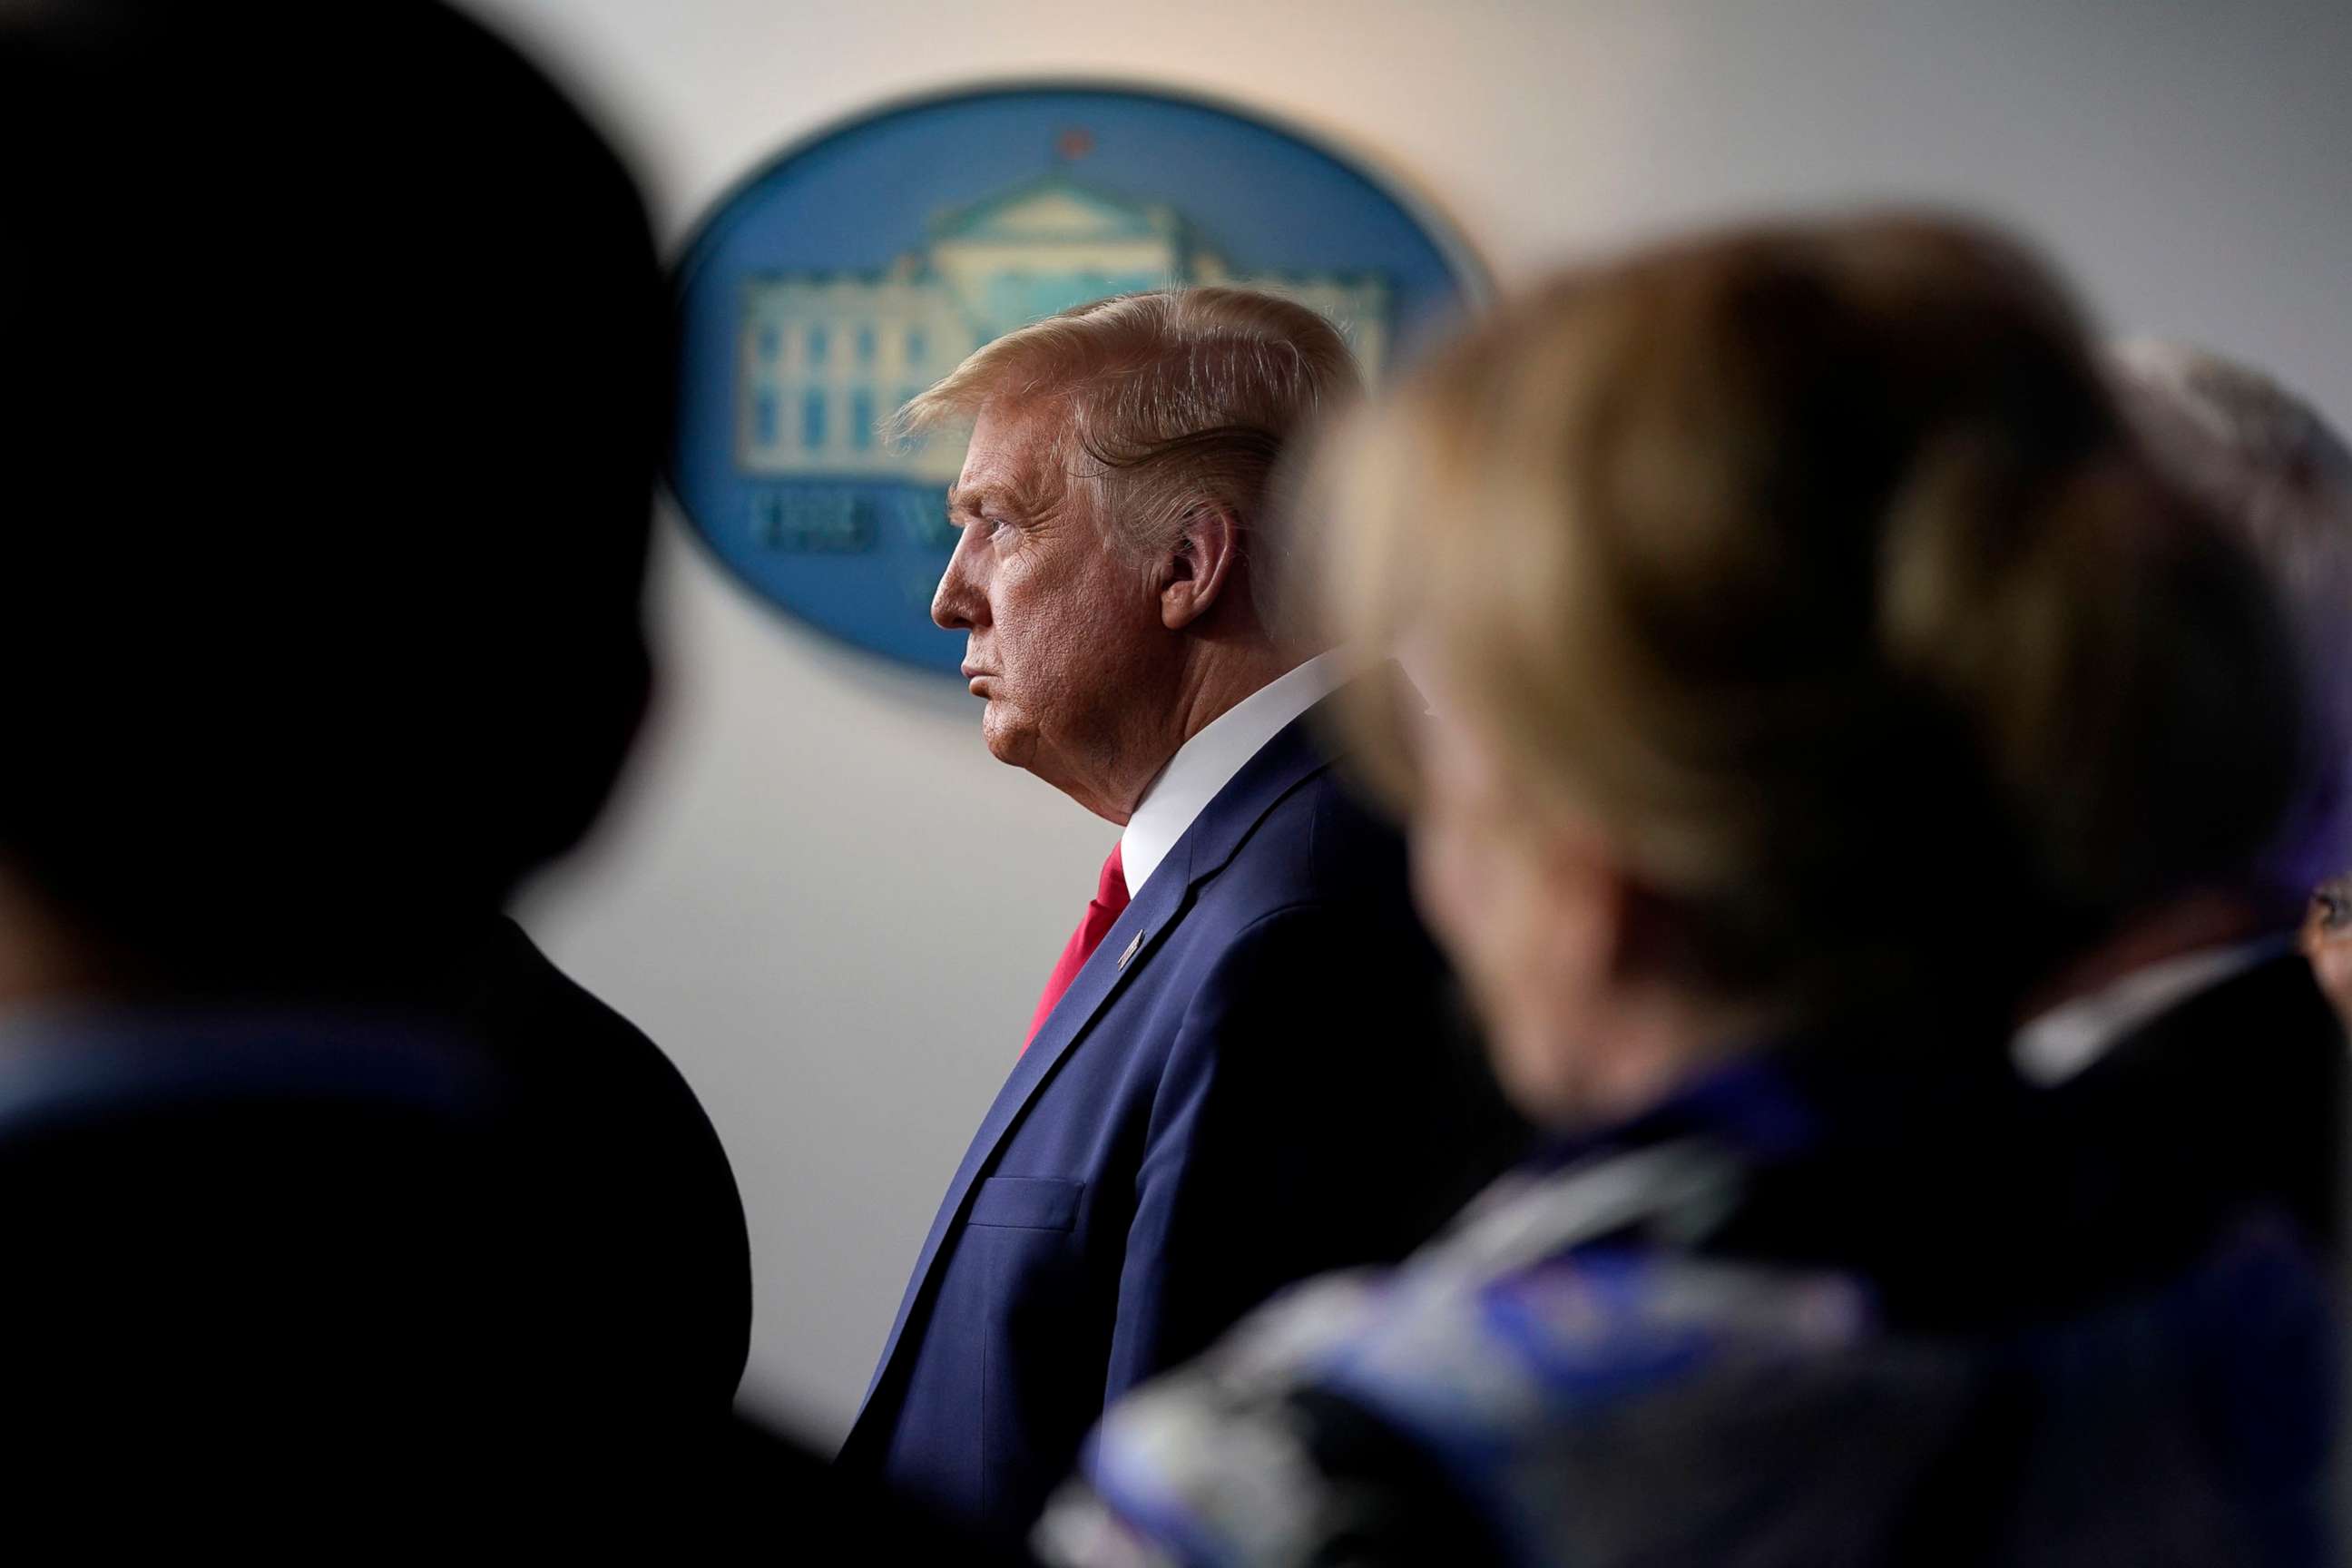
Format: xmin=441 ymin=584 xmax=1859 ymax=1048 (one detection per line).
xmin=1159 ymin=501 xmax=1243 ymax=631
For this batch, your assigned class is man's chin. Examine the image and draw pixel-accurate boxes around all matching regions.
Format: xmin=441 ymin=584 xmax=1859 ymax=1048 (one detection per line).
xmin=979 ymin=703 xmax=1032 ymax=768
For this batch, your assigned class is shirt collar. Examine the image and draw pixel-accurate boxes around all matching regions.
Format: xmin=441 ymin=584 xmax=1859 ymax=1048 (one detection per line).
xmin=1119 ymin=649 xmax=1354 ymax=899
xmin=2010 ymin=935 xmax=2296 ymax=1087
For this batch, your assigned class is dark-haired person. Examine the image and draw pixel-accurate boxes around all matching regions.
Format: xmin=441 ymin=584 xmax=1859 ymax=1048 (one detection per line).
xmin=2104 ymin=342 xmax=2352 ymax=1045
xmin=0 ymin=0 xmax=760 ymax=1506
xmin=1035 ymin=219 xmax=2335 ymax=1565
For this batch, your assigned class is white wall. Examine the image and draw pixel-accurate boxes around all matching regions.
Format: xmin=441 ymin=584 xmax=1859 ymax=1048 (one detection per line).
xmin=462 ymin=0 xmax=2352 ymax=1442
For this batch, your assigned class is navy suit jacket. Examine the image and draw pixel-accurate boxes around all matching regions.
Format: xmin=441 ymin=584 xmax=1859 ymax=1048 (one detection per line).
xmin=839 ymin=680 xmax=1523 ymax=1536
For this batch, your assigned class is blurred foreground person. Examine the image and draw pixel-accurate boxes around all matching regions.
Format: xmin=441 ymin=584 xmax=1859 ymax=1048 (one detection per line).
xmin=2108 ymin=342 xmax=2352 ymax=1038
xmin=0 ymin=0 xmax=816 ymax=1533
xmin=844 ymin=289 xmax=1522 ymax=1539
xmin=1038 ymin=218 xmax=2332 ymax=1565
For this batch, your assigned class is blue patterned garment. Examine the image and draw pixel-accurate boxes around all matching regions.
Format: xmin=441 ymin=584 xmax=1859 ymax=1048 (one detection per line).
xmin=1036 ymin=1043 xmax=2339 ymax=1568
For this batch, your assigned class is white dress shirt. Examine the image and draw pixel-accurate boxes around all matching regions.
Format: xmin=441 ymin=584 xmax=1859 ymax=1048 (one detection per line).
xmin=2010 ymin=935 xmax=2294 ymax=1087
xmin=1119 ymin=650 xmax=1354 ymax=899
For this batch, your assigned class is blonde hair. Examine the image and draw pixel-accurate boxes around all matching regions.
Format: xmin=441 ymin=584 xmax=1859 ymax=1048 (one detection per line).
xmin=1320 ymin=216 xmax=2303 ymax=1017
xmin=2110 ymin=340 xmax=2352 ymax=899
xmin=897 ymin=287 xmax=1362 ymax=639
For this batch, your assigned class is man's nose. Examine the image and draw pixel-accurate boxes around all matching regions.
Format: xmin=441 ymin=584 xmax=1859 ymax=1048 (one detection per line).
xmin=933 ymin=529 xmax=985 ymax=632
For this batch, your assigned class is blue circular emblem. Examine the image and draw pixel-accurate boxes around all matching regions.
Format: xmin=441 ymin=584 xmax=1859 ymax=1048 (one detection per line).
xmin=669 ymin=83 xmax=1485 ymax=677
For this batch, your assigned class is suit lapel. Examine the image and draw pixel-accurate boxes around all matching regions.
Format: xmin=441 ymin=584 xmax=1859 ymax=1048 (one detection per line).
xmin=853 ymin=862 xmax=1191 ymax=1410
xmin=850 ymin=672 xmax=1399 ymax=1423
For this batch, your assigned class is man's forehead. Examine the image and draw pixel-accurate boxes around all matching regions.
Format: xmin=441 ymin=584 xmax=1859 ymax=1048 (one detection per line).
xmin=953 ymin=400 xmax=1069 ymax=509
xmin=985 ymin=388 xmax=1085 ymax=453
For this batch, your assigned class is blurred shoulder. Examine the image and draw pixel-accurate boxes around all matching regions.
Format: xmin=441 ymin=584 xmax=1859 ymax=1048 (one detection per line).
xmin=467 ymin=917 xmax=719 ymax=1120
xmin=475 ymin=916 xmax=658 ymax=1047
xmin=1048 ymin=1146 xmax=1970 ymax=1567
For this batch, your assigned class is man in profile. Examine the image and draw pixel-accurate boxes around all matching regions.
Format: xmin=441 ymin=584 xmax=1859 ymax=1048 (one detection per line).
xmin=0 ymin=0 xmax=756 ymax=1499
xmin=838 ymin=288 xmax=1522 ymax=1538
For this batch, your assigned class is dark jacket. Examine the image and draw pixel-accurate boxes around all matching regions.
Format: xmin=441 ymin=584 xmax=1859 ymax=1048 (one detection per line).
xmin=0 ymin=918 xmax=754 ymax=1474
xmin=2039 ymin=946 xmax=2344 ymax=1264
xmin=461 ymin=916 xmax=754 ymax=1407
xmin=839 ymin=683 xmax=1524 ymax=1537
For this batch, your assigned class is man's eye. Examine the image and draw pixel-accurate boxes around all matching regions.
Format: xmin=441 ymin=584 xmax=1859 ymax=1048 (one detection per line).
xmin=2316 ymin=885 xmax=2352 ymax=932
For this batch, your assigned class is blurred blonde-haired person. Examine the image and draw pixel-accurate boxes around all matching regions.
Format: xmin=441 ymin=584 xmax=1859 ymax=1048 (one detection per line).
xmin=1036 ymin=218 xmax=2334 ymax=1567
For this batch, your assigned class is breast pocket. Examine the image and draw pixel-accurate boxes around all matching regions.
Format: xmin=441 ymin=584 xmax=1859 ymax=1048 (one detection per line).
xmin=963 ymin=1175 xmax=1094 ymax=1525
xmin=967 ymin=1174 xmax=1085 ymax=1231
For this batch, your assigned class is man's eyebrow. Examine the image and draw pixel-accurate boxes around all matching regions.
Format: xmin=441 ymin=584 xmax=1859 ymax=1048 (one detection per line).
xmin=945 ymin=485 xmax=999 ymax=517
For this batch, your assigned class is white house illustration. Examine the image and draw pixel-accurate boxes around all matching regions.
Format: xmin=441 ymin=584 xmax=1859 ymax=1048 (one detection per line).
xmin=736 ymin=171 xmax=1391 ymax=480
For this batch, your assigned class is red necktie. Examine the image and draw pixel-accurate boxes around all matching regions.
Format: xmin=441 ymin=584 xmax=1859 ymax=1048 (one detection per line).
xmin=1024 ymin=842 xmax=1132 ymax=1051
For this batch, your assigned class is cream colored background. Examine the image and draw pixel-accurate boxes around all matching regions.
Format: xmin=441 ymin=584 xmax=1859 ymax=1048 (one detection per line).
xmin=456 ymin=0 xmax=2352 ymax=1443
